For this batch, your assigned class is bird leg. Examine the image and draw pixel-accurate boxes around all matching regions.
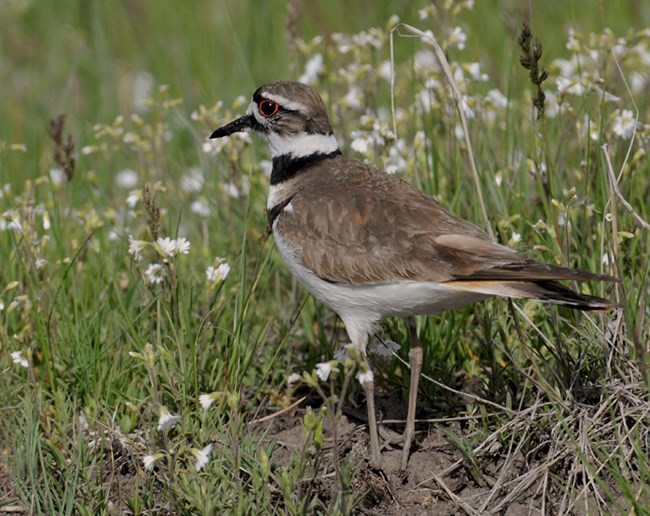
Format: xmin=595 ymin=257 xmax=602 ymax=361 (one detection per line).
xmin=401 ymin=317 xmax=423 ymax=471
xmin=361 ymin=364 xmax=383 ymax=469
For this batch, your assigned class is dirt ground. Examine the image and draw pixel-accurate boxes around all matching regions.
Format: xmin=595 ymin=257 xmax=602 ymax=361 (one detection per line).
xmin=254 ymin=384 xmax=565 ymax=515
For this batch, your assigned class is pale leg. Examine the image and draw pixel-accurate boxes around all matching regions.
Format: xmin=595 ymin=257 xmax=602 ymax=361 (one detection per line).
xmin=401 ymin=318 xmax=423 ymax=471
xmin=362 ymin=369 xmax=383 ymax=468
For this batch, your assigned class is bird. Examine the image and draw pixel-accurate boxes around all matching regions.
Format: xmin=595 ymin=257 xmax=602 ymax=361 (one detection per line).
xmin=209 ymin=80 xmax=617 ymax=470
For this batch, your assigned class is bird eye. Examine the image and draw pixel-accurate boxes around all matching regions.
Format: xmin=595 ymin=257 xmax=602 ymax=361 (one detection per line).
xmin=259 ymin=100 xmax=280 ymax=118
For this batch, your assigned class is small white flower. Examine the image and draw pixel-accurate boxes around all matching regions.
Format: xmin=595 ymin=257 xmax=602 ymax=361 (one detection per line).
xmin=191 ymin=199 xmax=211 ymax=217
xmin=556 ymin=76 xmax=585 ymax=95
xmin=174 ymin=237 xmax=191 ymax=255
xmin=315 ymin=362 xmax=333 ymax=382
xmin=199 ymin=393 xmax=217 ymax=410
xmin=351 ymin=135 xmax=371 ymax=154
xmin=298 ymin=53 xmax=324 ymax=84
xmin=509 ymin=232 xmax=522 ymax=246
xmin=157 ymin=407 xmax=180 ymax=431
xmin=180 ymin=166 xmax=205 ymax=193
xmin=375 ymin=339 xmax=400 ymax=358
xmin=341 ymin=86 xmax=363 ymax=110
xmin=612 ymin=109 xmax=636 ymax=140
xmin=143 ymin=454 xmax=158 ymax=471
xmin=486 ymin=89 xmax=508 ymax=109
xmin=602 ymin=252 xmax=616 ymax=266
xmin=115 ymin=169 xmax=138 ymax=188
xmin=11 ymin=351 xmax=29 ymax=368
xmin=42 ymin=210 xmax=51 ymax=230
xmin=145 ymin=263 xmax=165 ymax=284
xmin=49 ymin=168 xmax=65 ymax=185
xmin=193 ymin=444 xmax=213 ymax=472
xmin=222 ymin=182 xmax=242 ymax=199
xmin=206 ymin=258 xmax=230 ymax=283
xmin=156 ymin=237 xmax=176 ymax=257
xmin=287 ymin=373 xmax=302 ymax=386
xmin=448 ymin=26 xmax=467 ymax=50
xmin=131 ymin=70 xmax=154 ymax=113
xmin=356 ymin=368 xmax=374 ymax=385
xmin=128 ymin=235 xmax=145 ymax=261
xmin=333 ymin=348 xmax=349 ymax=361
xmin=0 ymin=299 xmax=4 ymax=311
xmin=126 ymin=189 xmax=141 ymax=208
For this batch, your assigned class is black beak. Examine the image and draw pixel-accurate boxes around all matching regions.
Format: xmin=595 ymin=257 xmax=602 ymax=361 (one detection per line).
xmin=209 ymin=114 xmax=255 ymax=139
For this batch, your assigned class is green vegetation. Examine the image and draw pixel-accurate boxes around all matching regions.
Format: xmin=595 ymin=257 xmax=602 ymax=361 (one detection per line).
xmin=1 ymin=1 xmax=649 ymax=513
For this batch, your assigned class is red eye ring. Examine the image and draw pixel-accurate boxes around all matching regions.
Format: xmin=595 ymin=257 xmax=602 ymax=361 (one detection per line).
xmin=259 ymin=99 xmax=280 ymax=118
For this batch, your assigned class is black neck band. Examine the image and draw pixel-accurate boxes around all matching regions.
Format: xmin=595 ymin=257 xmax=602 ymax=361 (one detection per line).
xmin=270 ymin=150 xmax=341 ymax=185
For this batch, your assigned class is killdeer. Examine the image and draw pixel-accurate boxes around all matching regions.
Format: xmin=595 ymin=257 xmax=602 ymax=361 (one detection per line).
xmin=210 ymin=80 xmax=617 ymax=470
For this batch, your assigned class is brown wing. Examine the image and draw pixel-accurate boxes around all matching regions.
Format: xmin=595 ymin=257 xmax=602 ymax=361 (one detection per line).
xmin=276 ymin=155 xmax=617 ymax=288
xmin=275 ymin=155 xmax=512 ymax=283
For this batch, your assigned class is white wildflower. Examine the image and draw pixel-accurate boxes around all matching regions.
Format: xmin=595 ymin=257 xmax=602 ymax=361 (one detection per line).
xmin=11 ymin=351 xmax=29 ymax=368
xmin=341 ymin=86 xmax=363 ymax=110
xmin=199 ymin=393 xmax=217 ymax=410
xmin=486 ymin=89 xmax=507 ymax=109
xmin=356 ymin=368 xmax=374 ymax=385
xmin=556 ymin=76 xmax=585 ymax=95
xmin=42 ymin=210 xmax=51 ymax=230
xmin=448 ymin=26 xmax=467 ymax=50
xmin=180 ymin=166 xmax=205 ymax=193
xmin=383 ymin=145 xmax=407 ymax=175
xmin=350 ymin=134 xmax=371 ymax=154
xmin=465 ymin=62 xmax=488 ymax=82
xmin=375 ymin=339 xmax=400 ymax=358
xmin=128 ymin=235 xmax=145 ymax=261
xmin=333 ymin=348 xmax=349 ymax=361
xmin=143 ymin=454 xmax=159 ymax=472
xmin=222 ymin=182 xmax=241 ymax=199
xmin=206 ymin=258 xmax=230 ymax=284
xmin=115 ymin=169 xmax=138 ymax=188
xmin=145 ymin=263 xmax=165 ymax=284
xmin=315 ymin=362 xmax=334 ymax=382
xmin=509 ymin=232 xmax=522 ymax=246
xmin=414 ymin=50 xmax=440 ymax=73
xmin=602 ymin=252 xmax=616 ymax=267
xmin=131 ymin=70 xmax=154 ymax=113
xmin=126 ymin=189 xmax=141 ymax=208
xmin=287 ymin=373 xmax=302 ymax=386
xmin=190 ymin=199 xmax=211 ymax=217
xmin=298 ymin=53 xmax=324 ymax=84
xmin=612 ymin=110 xmax=636 ymax=140
xmin=49 ymin=168 xmax=65 ymax=186
xmin=157 ymin=407 xmax=180 ymax=431
xmin=193 ymin=444 xmax=213 ymax=472
xmin=156 ymin=237 xmax=176 ymax=257
xmin=174 ymin=237 xmax=191 ymax=255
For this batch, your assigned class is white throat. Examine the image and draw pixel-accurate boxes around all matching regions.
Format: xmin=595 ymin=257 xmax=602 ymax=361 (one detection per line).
xmin=264 ymin=131 xmax=340 ymax=158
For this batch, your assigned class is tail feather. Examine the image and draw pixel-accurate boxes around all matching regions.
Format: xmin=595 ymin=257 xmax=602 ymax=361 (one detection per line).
xmin=447 ymin=279 xmax=617 ymax=311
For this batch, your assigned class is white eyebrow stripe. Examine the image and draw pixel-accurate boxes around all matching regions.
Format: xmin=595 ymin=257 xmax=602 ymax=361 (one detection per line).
xmin=261 ymin=92 xmax=308 ymax=112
